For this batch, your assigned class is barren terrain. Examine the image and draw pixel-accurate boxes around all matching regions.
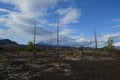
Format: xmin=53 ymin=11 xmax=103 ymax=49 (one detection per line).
xmin=0 ymin=48 xmax=120 ymax=80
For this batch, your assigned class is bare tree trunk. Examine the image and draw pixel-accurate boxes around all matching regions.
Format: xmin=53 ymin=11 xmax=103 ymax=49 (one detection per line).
xmin=33 ymin=20 xmax=36 ymax=56
xmin=57 ymin=16 xmax=59 ymax=54
xmin=94 ymin=27 xmax=98 ymax=53
xmin=50 ymin=32 xmax=52 ymax=51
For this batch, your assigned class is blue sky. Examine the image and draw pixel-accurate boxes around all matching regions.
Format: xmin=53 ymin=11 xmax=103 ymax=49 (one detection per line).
xmin=0 ymin=0 xmax=120 ymax=47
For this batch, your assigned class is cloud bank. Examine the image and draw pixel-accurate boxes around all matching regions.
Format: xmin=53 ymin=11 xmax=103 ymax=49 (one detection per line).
xmin=0 ymin=0 xmax=82 ymax=46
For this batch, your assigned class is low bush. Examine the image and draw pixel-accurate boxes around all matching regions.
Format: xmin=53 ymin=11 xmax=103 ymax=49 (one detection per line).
xmin=65 ymin=52 xmax=74 ymax=56
xmin=26 ymin=41 xmax=34 ymax=52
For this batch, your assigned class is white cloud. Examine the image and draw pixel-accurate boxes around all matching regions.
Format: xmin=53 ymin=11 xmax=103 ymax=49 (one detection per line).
xmin=0 ymin=17 xmax=7 ymax=24
xmin=76 ymin=36 xmax=91 ymax=43
xmin=65 ymin=32 xmax=120 ymax=48
xmin=59 ymin=28 xmax=75 ymax=36
xmin=111 ymin=24 xmax=120 ymax=29
xmin=94 ymin=32 xmax=120 ymax=47
xmin=1 ymin=0 xmax=58 ymax=12
xmin=0 ymin=0 xmax=86 ymax=47
xmin=111 ymin=18 xmax=120 ymax=22
xmin=111 ymin=18 xmax=120 ymax=29
xmin=102 ymin=32 xmax=120 ymax=39
xmin=0 ymin=8 xmax=10 ymax=13
xmin=0 ymin=0 xmax=62 ymax=43
xmin=54 ymin=35 xmax=93 ymax=47
xmin=57 ymin=7 xmax=81 ymax=26
xmin=113 ymin=42 xmax=120 ymax=46
xmin=0 ymin=0 xmax=81 ymax=45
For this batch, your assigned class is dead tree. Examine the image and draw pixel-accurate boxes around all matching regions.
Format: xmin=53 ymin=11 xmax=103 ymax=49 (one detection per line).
xmin=94 ymin=27 xmax=98 ymax=52
xmin=33 ymin=20 xmax=37 ymax=56
xmin=50 ymin=32 xmax=52 ymax=51
xmin=57 ymin=16 xmax=59 ymax=53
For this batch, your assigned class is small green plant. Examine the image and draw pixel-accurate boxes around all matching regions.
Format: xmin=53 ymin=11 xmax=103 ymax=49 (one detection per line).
xmin=73 ymin=53 xmax=81 ymax=58
xmin=65 ymin=52 xmax=82 ymax=58
xmin=26 ymin=41 xmax=34 ymax=51
xmin=27 ymin=57 xmax=36 ymax=63
xmin=65 ymin=52 xmax=74 ymax=56
xmin=105 ymin=37 xmax=114 ymax=52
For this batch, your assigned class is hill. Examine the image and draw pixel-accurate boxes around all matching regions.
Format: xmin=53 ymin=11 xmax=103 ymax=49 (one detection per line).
xmin=0 ymin=39 xmax=18 ymax=45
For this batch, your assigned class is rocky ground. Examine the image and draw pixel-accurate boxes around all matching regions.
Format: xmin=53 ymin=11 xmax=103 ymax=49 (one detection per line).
xmin=0 ymin=51 xmax=120 ymax=80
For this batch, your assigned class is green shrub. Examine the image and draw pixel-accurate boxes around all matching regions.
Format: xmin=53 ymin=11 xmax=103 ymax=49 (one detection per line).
xmin=65 ymin=52 xmax=74 ymax=56
xmin=105 ymin=46 xmax=114 ymax=52
xmin=73 ymin=53 xmax=81 ymax=58
xmin=26 ymin=41 xmax=34 ymax=51
xmin=105 ymin=37 xmax=114 ymax=52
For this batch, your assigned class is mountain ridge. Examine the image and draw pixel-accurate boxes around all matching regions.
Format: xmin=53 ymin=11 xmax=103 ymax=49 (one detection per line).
xmin=0 ymin=39 xmax=18 ymax=45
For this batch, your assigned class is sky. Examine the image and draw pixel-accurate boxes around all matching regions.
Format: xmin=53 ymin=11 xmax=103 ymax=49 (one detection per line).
xmin=0 ymin=0 xmax=120 ymax=47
